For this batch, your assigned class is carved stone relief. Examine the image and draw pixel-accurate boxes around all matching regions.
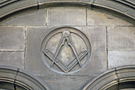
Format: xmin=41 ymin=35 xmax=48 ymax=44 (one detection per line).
xmin=41 ymin=27 xmax=91 ymax=74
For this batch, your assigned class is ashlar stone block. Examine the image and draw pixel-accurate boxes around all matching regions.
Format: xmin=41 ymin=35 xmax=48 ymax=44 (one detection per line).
xmin=25 ymin=26 xmax=58 ymax=75
xmin=0 ymin=9 xmax=46 ymax=26
xmin=0 ymin=52 xmax=24 ymax=69
xmin=0 ymin=26 xmax=25 ymax=51
xmin=25 ymin=26 xmax=107 ymax=76
xmin=108 ymin=51 xmax=135 ymax=69
xmin=108 ymin=27 xmax=135 ymax=51
xmin=47 ymin=7 xmax=86 ymax=25
xmin=75 ymin=26 xmax=107 ymax=75
xmin=87 ymin=9 xmax=132 ymax=26
xmin=38 ymin=75 xmax=93 ymax=90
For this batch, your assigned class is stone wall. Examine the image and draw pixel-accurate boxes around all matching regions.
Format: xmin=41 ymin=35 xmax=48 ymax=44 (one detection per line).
xmin=0 ymin=5 xmax=135 ymax=90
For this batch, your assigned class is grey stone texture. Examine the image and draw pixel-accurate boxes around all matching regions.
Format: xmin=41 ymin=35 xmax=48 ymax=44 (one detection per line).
xmin=75 ymin=26 xmax=107 ymax=75
xmin=25 ymin=26 xmax=45 ymax=72
xmin=108 ymin=27 xmax=135 ymax=51
xmin=94 ymin=0 xmax=135 ymax=20
xmin=0 ymin=66 xmax=18 ymax=90
xmin=25 ymin=26 xmax=107 ymax=89
xmin=0 ymin=26 xmax=25 ymax=51
xmin=0 ymin=9 xmax=46 ymax=26
xmin=38 ymin=0 xmax=92 ymax=3
xmin=25 ymin=26 xmax=107 ymax=76
xmin=108 ymin=26 xmax=135 ymax=69
xmin=0 ymin=66 xmax=49 ymax=90
xmin=83 ymin=66 xmax=135 ymax=90
xmin=25 ymin=26 xmax=74 ymax=75
xmin=108 ymin=51 xmax=135 ymax=69
xmin=25 ymin=26 xmax=59 ymax=75
xmin=0 ymin=0 xmax=37 ymax=18
xmin=83 ymin=68 xmax=117 ymax=90
xmin=39 ymin=75 xmax=93 ymax=90
xmin=1 ymin=0 xmax=135 ymax=21
xmin=0 ymin=4 xmax=135 ymax=90
xmin=87 ymin=8 xmax=132 ymax=26
xmin=47 ymin=7 xmax=86 ymax=25
xmin=0 ymin=52 xmax=24 ymax=69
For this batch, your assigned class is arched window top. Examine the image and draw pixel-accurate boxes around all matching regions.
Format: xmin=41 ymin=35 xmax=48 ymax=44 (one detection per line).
xmin=0 ymin=0 xmax=135 ymax=21
xmin=83 ymin=65 xmax=135 ymax=90
xmin=0 ymin=66 xmax=49 ymax=90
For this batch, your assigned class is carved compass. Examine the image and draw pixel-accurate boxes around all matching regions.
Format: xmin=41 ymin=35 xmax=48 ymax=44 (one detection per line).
xmin=41 ymin=27 xmax=91 ymax=74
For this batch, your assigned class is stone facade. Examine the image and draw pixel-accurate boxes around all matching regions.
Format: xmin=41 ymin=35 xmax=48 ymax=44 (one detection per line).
xmin=0 ymin=0 xmax=135 ymax=90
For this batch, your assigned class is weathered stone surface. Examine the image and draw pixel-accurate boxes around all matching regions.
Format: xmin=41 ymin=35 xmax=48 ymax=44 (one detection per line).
xmin=0 ymin=9 xmax=46 ymax=26
xmin=39 ymin=75 xmax=93 ymax=90
xmin=25 ymin=26 xmax=107 ymax=76
xmin=83 ymin=68 xmax=117 ymax=90
xmin=108 ymin=27 xmax=135 ymax=51
xmin=0 ymin=66 xmax=17 ymax=90
xmin=108 ymin=51 xmax=135 ymax=69
xmin=87 ymin=9 xmax=132 ymax=25
xmin=116 ymin=66 xmax=135 ymax=81
xmin=25 ymin=26 xmax=59 ymax=75
xmin=47 ymin=7 xmax=86 ymax=25
xmin=0 ymin=26 xmax=25 ymax=51
xmin=41 ymin=27 xmax=91 ymax=74
xmin=75 ymin=26 xmax=107 ymax=75
xmin=38 ymin=0 xmax=93 ymax=8
xmin=94 ymin=0 xmax=135 ymax=20
xmin=0 ymin=0 xmax=37 ymax=18
xmin=16 ymin=69 xmax=48 ymax=90
xmin=38 ymin=0 xmax=92 ymax=4
xmin=0 ymin=1 xmax=135 ymax=90
xmin=0 ymin=52 xmax=24 ymax=69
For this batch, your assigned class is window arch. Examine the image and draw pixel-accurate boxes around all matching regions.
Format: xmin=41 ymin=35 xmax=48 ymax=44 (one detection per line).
xmin=83 ymin=66 xmax=135 ymax=90
xmin=0 ymin=66 xmax=49 ymax=90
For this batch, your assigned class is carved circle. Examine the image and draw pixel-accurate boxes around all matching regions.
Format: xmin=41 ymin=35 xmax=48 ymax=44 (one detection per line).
xmin=41 ymin=27 xmax=91 ymax=74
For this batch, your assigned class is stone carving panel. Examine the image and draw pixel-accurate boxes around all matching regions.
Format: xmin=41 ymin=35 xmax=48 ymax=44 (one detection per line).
xmin=41 ymin=27 xmax=91 ymax=74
